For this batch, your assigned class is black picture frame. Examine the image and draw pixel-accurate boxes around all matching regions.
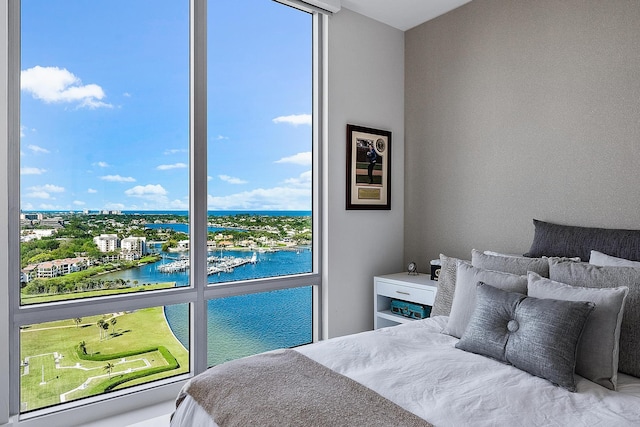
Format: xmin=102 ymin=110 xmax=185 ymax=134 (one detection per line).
xmin=346 ymin=124 xmax=391 ymax=210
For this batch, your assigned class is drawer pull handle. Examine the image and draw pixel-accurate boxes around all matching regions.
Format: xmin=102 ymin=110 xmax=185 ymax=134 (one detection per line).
xmin=396 ymin=291 xmax=410 ymax=296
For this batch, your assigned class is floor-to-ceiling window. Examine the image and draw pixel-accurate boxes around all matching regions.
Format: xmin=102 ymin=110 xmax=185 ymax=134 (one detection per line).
xmin=10 ymin=0 xmax=323 ymax=423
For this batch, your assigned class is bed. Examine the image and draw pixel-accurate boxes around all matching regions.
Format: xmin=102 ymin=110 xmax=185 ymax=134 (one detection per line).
xmin=171 ymin=220 xmax=640 ymax=426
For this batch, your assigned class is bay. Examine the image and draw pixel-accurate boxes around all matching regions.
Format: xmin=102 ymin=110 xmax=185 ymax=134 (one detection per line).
xmin=99 ymin=247 xmax=313 ymax=366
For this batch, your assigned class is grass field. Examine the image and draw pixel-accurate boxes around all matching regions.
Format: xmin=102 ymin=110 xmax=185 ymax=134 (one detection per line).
xmin=20 ymin=305 xmax=189 ymax=412
xmin=20 ymin=282 xmax=176 ymax=305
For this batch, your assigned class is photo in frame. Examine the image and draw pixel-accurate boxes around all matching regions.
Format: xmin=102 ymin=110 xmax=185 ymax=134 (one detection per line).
xmin=346 ymin=124 xmax=391 ymax=210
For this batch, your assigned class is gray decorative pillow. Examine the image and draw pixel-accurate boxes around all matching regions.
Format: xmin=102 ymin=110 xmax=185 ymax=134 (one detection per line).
xmin=590 ymin=250 xmax=640 ymax=268
xmin=528 ymin=272 xmax=628 ymax=390
xmin=443 ymin=262 xmax=528 ymax=338
xmin=472 ymin=249 xmax=550 ymax=277
xmin=431 ymin=254 xmax=468 ymax=317
xmin=525 ymin=219 xmax=640 ymax=262
xmin=456 ymin=283 xmax=595 ymax=392
xmin=549 ymin=259 xmax=640 ymax=378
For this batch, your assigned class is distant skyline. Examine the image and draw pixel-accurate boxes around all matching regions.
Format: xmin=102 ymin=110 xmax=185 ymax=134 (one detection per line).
xmin=20 ymin=0 xmax=312 ymax=212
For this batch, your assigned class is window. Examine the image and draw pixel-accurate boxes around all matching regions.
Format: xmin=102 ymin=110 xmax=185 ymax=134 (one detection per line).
xmin=8 ymin=0 xmax=324 ymax=423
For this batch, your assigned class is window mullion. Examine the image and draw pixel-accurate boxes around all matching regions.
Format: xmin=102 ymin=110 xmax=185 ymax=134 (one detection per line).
xmin=7 ymin=0 xmax=21 ymax=417
xmin=190 ymin=0 xmax=208 ymax=376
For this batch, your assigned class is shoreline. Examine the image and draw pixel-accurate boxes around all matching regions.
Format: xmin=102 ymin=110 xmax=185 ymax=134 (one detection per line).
xmin=163 ymin=306 xmax=188 ymax=353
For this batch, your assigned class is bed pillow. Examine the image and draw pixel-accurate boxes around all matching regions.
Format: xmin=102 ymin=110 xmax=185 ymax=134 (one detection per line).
xmin=549 ymin=259 xmax=640 ymax=378
xmin=431 ymin=254 xmax=469 ymax=317
xmin=525 ymin=219 xmax=640 ymax=262
xmin=590 ymin=250 xmax=640 ymax=268
xmin=456 ymin=283 xmax=595 ymax=392
xmin=472 ymin=249 xmax=550 ymax=277
xmin=444 ymin=262 xmax=528 ymax=338
xmin=528 ymin=272 xmax=628 ymax=390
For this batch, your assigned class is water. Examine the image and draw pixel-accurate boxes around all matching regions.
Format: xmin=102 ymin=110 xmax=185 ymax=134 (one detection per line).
xmin=145 ymin=223 xmax=239 ymax=234
xmin=123 ymin=210 xmax=311 ymax=217
xmin=99 ymin=246 xmax=313 ymax=366
xmin=164 ymin=286 xmax=313 ymax=366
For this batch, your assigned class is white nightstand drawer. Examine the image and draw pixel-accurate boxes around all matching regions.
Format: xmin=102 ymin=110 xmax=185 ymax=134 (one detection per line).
xmin=376 ymin=280 xmax=435 ymax=306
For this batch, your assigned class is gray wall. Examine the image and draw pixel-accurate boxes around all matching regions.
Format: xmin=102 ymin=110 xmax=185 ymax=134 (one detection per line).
xmin=325 ymin=8 xmax=405 ymax=338
xmin=404 ymin=0 xmax=640 ymax=263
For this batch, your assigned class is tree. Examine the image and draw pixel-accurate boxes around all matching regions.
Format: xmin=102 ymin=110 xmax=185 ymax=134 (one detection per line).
xmin=102 ymin=321 xmax=110 ymax=338
xmin=97 ymin=319 xmax=105 ymax=340
xmin=104 ymin=362 xmax=115 ymax=379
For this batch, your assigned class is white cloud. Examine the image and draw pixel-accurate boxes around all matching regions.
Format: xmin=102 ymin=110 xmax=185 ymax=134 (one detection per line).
xmin=100 ymin=174 xmax=136 ymax=183
xmin=27 ymin=144 xmax=50 ymax=154
xmin=125 ymin=184 xmax=168 ymax=197
xmin=275 ymin=152 xmax=312 ymax=166
xmin=207 ymin=186 xmax=310 ymax=210
xmin=29 ymin=184 xmax=65 ymax=193
xmin=21 ymin=167 xmax=46 ymax=175
xmin=219 ymin=174 xmax=248 ymax=185
xmin=104 ymin=202 xmax=126 ymax=211
xmin=157 ymin=163 xmax=187 ymax=171
xmin=272 ymin=114 xmax=312 ymax=126
xmin=25 ymin=191 xmax=53 ymax=200
xmin=283 ymin=170 xmax=312 ymax=187
xmin=164 ymin=148 xmax=187 ymax=155
xmin=21 ymin=65 xmax=112 ymax=109
xmin=24 ymin=184 xmax=65 ymax=200
xmin=124 ymin=184 xmax=174 ymax=208
xmin=88 ymin=188 xmax=98 ymax=193
xmin=168 ymin=199 xmax=189 ymax=209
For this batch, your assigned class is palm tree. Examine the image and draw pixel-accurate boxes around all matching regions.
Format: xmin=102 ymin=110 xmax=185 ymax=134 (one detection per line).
xmin=104 ymin=362 xmax=115 ymax=379
xmin=97 ymin=319 xmax=105 ymax=340
xmin=110 ymin=317 xmax=117 ymax=335
xmin=102 ymin=321 xmax=110 ymax=338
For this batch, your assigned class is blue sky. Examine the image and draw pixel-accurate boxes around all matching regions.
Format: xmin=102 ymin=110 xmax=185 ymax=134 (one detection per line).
xmin=19 ymin=0 xmax=312 ymax=212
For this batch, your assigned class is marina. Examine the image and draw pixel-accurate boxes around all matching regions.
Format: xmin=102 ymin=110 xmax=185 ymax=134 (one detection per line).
xmin=157 ymin=252 xmax=259 ymax=275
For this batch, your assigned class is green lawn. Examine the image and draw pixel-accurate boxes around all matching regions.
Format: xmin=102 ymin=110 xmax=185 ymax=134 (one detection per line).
xmin=20 ymin=306 xmax=188 ymax=412
xmin=20 ymin=282 xmax=176 ymax=305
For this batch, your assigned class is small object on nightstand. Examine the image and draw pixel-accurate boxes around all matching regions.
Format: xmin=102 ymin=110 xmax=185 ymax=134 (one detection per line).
xmin=373 ymin=273 xmax=438 ymax=329
xmin=430 ymin=259 xmax=441 ymax=281
xmin=407 ymin=261 xmax=418 ymax=275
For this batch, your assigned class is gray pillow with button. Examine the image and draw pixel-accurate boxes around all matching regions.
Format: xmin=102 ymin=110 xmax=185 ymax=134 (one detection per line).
xmin=456 ymin=282 xmax=595 ymax=392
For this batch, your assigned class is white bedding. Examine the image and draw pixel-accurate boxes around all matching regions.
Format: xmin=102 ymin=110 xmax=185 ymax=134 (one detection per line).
xmin=171 ymin=316 xmax=640 ymax=426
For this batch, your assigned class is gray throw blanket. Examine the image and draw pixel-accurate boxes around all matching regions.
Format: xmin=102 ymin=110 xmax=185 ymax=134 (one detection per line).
xmin=176 ymin=349 xmax=433 ymax=427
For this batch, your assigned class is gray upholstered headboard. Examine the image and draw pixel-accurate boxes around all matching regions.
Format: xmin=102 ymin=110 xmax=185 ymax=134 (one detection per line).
xmin=525 ymin=219 xmax=640 ymax=262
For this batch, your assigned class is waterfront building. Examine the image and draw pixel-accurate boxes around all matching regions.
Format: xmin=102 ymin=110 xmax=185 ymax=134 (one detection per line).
xmin=121 ymin=236 xmax=147 ymax=260
xmin=94 ymin=234 xmax=119 ymax=252
xmin=24 ymin=257 xmax=89 ymax=279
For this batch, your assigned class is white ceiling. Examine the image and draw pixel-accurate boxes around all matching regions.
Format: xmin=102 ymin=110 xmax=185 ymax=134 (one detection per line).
xmin=340 ymin=0 xmax=472 ymax=31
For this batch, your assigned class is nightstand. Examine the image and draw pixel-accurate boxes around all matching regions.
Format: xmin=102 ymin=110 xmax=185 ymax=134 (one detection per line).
xmin=374 ymin=273 xmax=438 ymax=329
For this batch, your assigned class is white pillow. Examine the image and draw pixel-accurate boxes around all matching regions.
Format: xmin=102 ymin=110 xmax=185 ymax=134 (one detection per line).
xmin=443 ymin=261 xmax=528 ymax=338
xmin=590 ymin=250 xmax=640 ymax=268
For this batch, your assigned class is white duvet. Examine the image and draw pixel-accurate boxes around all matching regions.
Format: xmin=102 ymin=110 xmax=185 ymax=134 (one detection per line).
xmin=171 ymin=316 xmax=640 ymax=427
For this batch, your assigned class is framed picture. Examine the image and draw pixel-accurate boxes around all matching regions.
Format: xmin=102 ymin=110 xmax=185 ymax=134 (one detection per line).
xmin=346 ymin=124 xmax=391 ymax=210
